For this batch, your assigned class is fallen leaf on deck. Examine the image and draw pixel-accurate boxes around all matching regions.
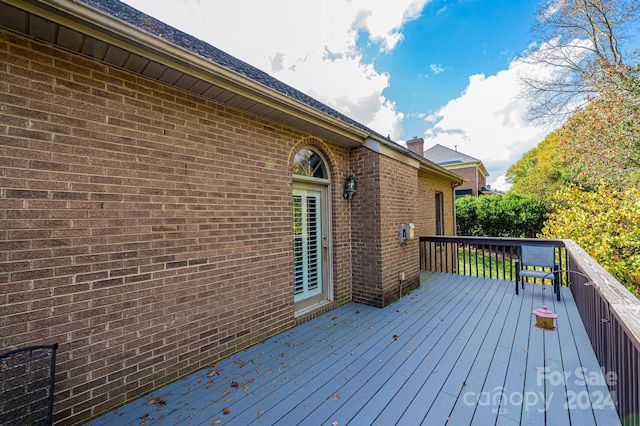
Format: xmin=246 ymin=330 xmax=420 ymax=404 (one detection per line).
xmin=208 ymin=370 xmax=219 ymax=377
xmin=146 ymin=396 xmax=166 ymax=405
xmin=332 ymin=422 xmax=339 ymax=426
xmin=212 ymin=419 xmax=221 ymax=424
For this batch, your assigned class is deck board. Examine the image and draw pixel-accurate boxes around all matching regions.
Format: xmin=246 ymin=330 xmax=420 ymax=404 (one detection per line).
xmin=86 ymin=273 xmax=620 ymax=426
xmin=446 ymin=279 xmax=520 ymax=425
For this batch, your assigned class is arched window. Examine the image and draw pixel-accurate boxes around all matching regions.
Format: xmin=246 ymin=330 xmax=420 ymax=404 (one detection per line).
xmin=293 ymin=148 xmax=328 ymax=180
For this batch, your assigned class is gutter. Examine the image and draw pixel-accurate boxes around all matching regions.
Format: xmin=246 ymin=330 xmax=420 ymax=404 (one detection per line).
xmin=14 ymin=0 xmax=369 ymax=145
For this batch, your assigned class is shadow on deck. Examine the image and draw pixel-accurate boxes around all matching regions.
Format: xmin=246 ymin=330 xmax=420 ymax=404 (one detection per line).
xmin=87 ymin=272 xmax=620 ymax=426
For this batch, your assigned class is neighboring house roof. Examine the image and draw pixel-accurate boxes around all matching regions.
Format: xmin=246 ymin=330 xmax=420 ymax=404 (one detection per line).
xmin=0 ymin=0 xmax=463 ymax=184
xmin=424 ymin=144 xmax=489 ymax=177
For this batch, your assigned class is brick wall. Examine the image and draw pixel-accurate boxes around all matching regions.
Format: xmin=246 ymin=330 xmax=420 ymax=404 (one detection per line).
xmin=349 ymin=147 xmax=382 ymax=306
xmin=349 ymin=148 xmax=424 ymax=307
xmin=379 ymin=156 xmax=420 ymax=305
xmin=417 ymin=172 xmax=455 ymax=237
xmin=449 ymin=165 xmax=482 ymax=196
xmin=0 ymin=30 xmax=353 ymax=424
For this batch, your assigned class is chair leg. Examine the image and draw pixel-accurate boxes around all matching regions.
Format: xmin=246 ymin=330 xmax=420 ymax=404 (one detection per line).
xmin=515 ymin=260 xmax=521 ymax=295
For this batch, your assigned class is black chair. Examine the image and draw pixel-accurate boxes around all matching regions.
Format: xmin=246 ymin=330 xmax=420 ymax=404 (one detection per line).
xmin=0 ymin=344 xmax=58 ymax=426
xmin=515 ymin=244 xmax=560 ymax=301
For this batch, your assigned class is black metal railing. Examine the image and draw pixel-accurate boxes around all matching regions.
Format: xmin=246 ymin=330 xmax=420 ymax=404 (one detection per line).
xmin=0 ymin=344 xmax=58 ymax=426
xmin=420 ymin=236 xmax=640 ymax=423
xmin=419 ymin=236 xmax=568 ymax=284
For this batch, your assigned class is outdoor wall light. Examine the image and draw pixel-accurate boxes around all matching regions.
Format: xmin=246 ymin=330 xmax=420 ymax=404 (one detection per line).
xmin=343 ymin=170 xmax=357 ymax=200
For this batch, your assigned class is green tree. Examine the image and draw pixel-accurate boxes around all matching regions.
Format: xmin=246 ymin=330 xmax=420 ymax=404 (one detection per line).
xmin=474 ymin=195 xmax=508 ymax=237
xmin=510 ymin=61 xmax=640 ymax=296
xmin=455 ymin=196 xmax=481 ymax=236
xmin=557 ymin=61 xmax=640 ymax=190
xmin=541 ymin=185 xmax=640 ymax=295
xmin=501 ymin=193 xmax=548 ymax=238
xmin=506 ymin=131 xmax=570 ymax=203
xmin=456 ymin=194 xmax=547 ymax=238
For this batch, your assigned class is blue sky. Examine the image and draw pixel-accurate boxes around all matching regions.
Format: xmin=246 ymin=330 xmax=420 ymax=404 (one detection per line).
xmin=120 ymin=0 xmax=634 ymax=190
xmin=372 ymin=0 xmax=540 ymax=138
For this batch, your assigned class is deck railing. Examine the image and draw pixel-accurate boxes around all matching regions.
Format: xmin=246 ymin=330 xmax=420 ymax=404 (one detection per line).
xmin=420 ymin=236 xmax=640 ymax=423
xmin=562 ymin=240 xmax=640 ymax=424
xmin=419 ymin=236 xmax=569 ymax=284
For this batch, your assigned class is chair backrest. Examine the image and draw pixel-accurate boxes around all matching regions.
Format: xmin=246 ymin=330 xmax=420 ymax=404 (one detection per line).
xmin=520 ymin=244 xmax=556 ymax=269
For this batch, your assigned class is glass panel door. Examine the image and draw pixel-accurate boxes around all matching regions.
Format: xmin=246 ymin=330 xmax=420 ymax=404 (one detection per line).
xmin=293 ymin=188 xmax=323 ymax=302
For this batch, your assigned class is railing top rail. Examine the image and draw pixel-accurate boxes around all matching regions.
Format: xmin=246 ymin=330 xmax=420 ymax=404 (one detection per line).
xmin=419 ymin=235 xmax=565 ymax=248
xmin=563 ymin=239 xmax=640 ymax=351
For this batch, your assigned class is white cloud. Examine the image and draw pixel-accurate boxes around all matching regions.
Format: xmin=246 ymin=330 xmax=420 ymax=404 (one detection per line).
xmin=424 ymin=63 xmax=546 ymax=161
xmin=430 ymin=63 xmax=446 ymax=74
xmin=422 ymin=52 xmax=571 ymax=190
xmin=122 ymin=0 xmax=430 ymax=141
xmin=490 ymin=175 xmax=512 ymax=192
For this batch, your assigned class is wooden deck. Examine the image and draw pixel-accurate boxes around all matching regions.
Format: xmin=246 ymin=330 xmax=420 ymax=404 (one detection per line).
xmin=86 ymin=272 xmax=620 ymax=425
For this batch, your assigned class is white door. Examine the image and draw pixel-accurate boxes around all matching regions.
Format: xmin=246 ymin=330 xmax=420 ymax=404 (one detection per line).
xmin=293 ymin=188 xmax=323 ymax=303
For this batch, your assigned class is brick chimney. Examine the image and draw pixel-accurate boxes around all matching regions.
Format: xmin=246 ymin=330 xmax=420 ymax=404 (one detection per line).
xmin=406 ymin=137 xmax=424 ymax=157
